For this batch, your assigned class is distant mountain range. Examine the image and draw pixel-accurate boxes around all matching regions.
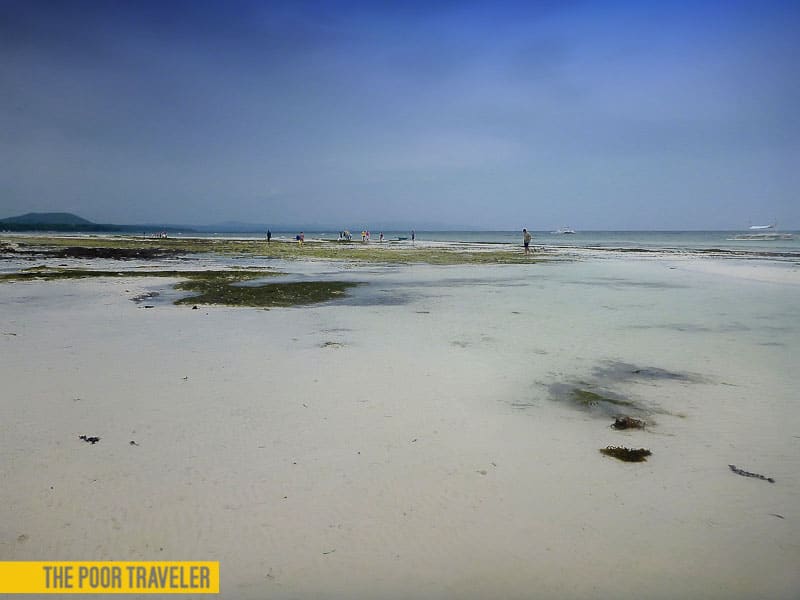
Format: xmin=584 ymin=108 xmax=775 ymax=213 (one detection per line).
xmin=0 ymin=212 xmax=191 ymax=233
xmin=1 ymin=212 xmax=95 ymax=226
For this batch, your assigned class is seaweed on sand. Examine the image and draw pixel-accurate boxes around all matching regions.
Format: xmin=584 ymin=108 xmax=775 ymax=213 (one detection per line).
xmin=174 ymin=278 xmax=360 ymax=308
xmin=0 ymin=267 xmax=359 ymax=308
xmin=728 ymin=464 xmax=775 ymax=483
xmin=549 ymin=382 xmax=645 ymax=417
xmin=52 ymin=247 xmax=182 ymax=259
xmin=611 ymin=416 xmax=646 ymax=430
xmin=600 ymin=447 xmax=651 ymax=462
xmin=546 ymin=383 xmax=648 ymax=418
xmin=546 ymin=358 xmax=706 ymax=420
xmin=2 ymin=235 xmax=558 ymax=265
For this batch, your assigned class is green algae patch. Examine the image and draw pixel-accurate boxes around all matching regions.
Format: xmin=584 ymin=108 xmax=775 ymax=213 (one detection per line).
xmin=174 ymin=279 xmax=359 ymax=308
xmin=600 ymin=446 xmax=652 ymax=462
xmin=547 ymin=382 xmax=653 ymax=419
xmin=0 ymin=269 xmax=170 ymax=281
xmin=0 ymin=267 xmax=358 ymax=308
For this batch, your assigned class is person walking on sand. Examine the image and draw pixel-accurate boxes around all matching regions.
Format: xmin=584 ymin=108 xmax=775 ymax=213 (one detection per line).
xmin=523 ymin=228 xmax=532 ymax=254
xmin=298 ymin=231 xmax=304 ymax=246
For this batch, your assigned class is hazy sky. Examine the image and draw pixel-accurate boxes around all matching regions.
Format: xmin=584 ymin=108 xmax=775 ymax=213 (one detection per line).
xmin=2 ymin=0 xmax=799 ymax=229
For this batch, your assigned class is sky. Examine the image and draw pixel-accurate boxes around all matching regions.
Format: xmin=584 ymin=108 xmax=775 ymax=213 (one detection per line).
xmin=1 ymin=0 xmax=799 ymax=230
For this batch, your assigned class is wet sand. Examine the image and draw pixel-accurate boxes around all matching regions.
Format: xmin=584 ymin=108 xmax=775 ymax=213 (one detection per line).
xmin=1 ymin=257 xmax=798 ymax=599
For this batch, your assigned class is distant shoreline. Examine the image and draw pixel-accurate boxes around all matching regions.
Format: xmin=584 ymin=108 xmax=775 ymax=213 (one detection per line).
xmin=2 ymin=232 xmax=799 ymax=265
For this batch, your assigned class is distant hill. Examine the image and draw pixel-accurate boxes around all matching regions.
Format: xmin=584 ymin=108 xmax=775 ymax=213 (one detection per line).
xmin=0 ymin=212 xmax=94 ymax=226
xmin=0 ymin=212 xmax=115 ymax=232
xmin=0 ymin=212 xmax=454 ymax=234
xmin=0 ymin=212 xmax=189 ymax=233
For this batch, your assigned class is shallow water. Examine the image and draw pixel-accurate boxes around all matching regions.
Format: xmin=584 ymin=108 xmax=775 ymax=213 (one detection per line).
xmin=1 ymin=251 xmax=798 ymax=598
xmin=199 ymin=254 xmax=800 ymax=450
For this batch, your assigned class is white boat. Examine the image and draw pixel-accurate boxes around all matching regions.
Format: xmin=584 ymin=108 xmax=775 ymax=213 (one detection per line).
xmin=552 ymin=227 xmax=576 ymax=234
xmin=728 ymin=223 xmax=794 ymax=241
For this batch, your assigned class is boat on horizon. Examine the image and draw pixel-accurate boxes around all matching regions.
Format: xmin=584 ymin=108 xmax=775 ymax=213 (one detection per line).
xmin=728 ymin=223 xmax=794 ymax=241
xmin=552 ymin=227 xmax=576 ymax=234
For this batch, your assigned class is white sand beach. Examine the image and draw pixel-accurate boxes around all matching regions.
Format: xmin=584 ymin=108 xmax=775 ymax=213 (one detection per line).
xmin=1 ymin=255 xmax=798 ymax=599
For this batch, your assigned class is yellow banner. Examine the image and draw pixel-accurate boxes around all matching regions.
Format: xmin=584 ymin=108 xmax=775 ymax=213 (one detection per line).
xmin=0 ymin=562 xmax=219 ymax=594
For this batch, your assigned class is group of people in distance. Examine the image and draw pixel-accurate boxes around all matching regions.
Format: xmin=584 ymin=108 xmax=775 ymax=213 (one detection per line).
xmin=263 ymin=228 xmax=533 ymax=253
xmin=265 ymin=229 xmax=396 ymax=244
xmin=282 ymin=230 xmax=415 ymax=244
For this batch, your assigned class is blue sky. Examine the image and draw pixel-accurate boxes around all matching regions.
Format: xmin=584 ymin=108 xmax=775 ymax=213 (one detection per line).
xmin=1 ymin=0 xmax=798 ymax=229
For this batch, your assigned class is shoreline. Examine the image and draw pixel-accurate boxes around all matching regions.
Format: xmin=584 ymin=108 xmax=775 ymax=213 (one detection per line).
xmin=3 ymin=232 xmax=800 ymax=265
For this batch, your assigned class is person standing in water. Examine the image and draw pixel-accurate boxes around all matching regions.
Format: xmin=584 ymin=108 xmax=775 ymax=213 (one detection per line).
xmin=267 ymin=229 xmax=272 ymax=244
xmin=411 ymin=230 xmax=415 ymax=242
xmin=523 ymin=228 xmax=532 ymax=254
